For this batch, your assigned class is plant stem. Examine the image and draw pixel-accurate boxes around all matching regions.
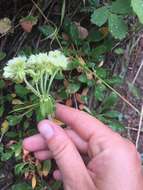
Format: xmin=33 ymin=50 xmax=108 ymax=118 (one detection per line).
xmin=24 ymin=77 xmax=41 ymax=98
xmin=44 ymin=73 xmax=48 ymax=92
xmin=40 ymin=74 xmax=44 ymax=95
xmin=35 ymin=82 xmax=41 ymax=96
xmin=47 ymin=69 xmax=59 ymax=94
xmin=10 ymin=103 xmax=39 ymax=113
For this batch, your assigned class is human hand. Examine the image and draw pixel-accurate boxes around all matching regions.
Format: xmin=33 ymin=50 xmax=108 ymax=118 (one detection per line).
xmin=23 ymin=104 xmax=143 ymax=190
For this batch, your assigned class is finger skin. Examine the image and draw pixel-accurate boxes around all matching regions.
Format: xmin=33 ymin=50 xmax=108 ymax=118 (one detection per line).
xmin=56 ymin=104 xmax=112 ymax=140
xmin=34 ymin=150 xmax=52 ymax=160
xmin=53 ymin=170 xmax=62 ymax=181
xmin=23 ymin=129 xmax=88 ymax=154
xmin=65 ymin=129 xmax=87 ymax=154
xmin=23 ymin=134 xmax=48 ymax=151
xmin=38 ymin=120 xmax=96 ymax=190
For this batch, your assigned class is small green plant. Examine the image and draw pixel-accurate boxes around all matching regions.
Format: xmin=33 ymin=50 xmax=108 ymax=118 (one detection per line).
xmin=3 ymin=50 xmax=69 ymax=118
xmin=90 ymin=0 xmax=143 ymax=39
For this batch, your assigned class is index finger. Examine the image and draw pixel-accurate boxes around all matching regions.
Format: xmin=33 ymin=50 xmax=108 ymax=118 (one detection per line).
xmin=56 ymin=104 xmax=111 ymax=141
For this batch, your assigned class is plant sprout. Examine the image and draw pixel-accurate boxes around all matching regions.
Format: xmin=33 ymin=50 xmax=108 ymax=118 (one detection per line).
xmin=3 ymin=50 xmax=68 ymax=118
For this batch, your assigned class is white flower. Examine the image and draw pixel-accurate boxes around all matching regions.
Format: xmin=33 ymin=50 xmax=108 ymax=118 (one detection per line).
xmin=47 ymin=50 xmax=68 ymax=70
xmin=3 ymin=56 xmax=27 ymax=82
xmin=27 ymin=53 xmax=49 ymax=66
xmin=27 ymin=53 xmax=54 ymax=77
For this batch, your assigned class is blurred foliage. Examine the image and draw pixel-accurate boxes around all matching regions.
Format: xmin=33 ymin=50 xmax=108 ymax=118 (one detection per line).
xmin=0 ymin=0 xmax=142 ymax=189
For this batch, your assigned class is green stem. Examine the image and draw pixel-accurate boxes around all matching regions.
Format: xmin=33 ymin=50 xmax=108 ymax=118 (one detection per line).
xmin=40 ymin=74 xmax=44 ymax=95
xmin=47 ymin=69 xmax=59 ymax=94
xmin=10 ymin=103 xmax=39 ymax=113
xmin=24 ymin=77 xmax=41 ymax=98
xmin=35 ymin=82 xmax=41 ymax=96
xmin=44 ymin=73 xmax=48 ymax=92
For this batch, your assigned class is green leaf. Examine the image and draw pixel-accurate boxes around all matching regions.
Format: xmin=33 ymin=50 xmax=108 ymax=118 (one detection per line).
xmin=109 ymin=120 xmax=125 ymax=132
xmin=105 ymin=76 xmax=123 ymax=85
xmin=11 ymin=182 xmax=32 ymax=190
xmin=14 ymin=162 xmax=28 ymax=175
xmin=103 ymin=92 xmax=118 ymax=110
xmin=42 ymin=160 xmax=51 ymax=176
xmin=131 ymin=0 xmax=143 ymax=24
xmin=39 ymin=25 xmax=55 ymax=38
xmin=91 ymin=6 xmax=109 ymax=26
xmin=15 ymin=84 xmax=29 ymax=98
xmin=1 ymin=150 xmax=13 ymax=161
xmin=114 ymin=48 xmax=124 ymax=55
xmin=96 ymin=67 xmax=107 ymax=79
xmin=7 ymin=115 xmax=22 ymax=126
xmin=108 ymin=13 xmax=128 ymax=39
xmin=78 ymin=74 xmax=88 ymax=83
xmin=11 ymin=142 xmax=22 ymax=157
xmin=51 ymin=181 xmax=62 ymax=190
xmin=94 ymin=84 xmax=106 ymax=101
xmin=0 ymin=51 xmax=6 ymax=61
xmin=92 ymin=45 xmax=108 ymax=57
xmin=0 ymin=106 xmax=4 ymax=117
xmin=0 ymin=79 xmax=5 ymax=89
xmin=111 ymin=0 xmax=132 ymax=15
xmin=69 ymin=22 xmax=79 ymax=41
xmin=0 ymin=144 xmax=4 ymax=153
xmin=103 ymin=111 xmax=123 ymax=119
xmin=63 ymin=19 xmax=79 ymax=42
xmin=66 ymin=83 xmax=80 ymax=94
xmin=20 ymin=15 xmax=38 ymax=25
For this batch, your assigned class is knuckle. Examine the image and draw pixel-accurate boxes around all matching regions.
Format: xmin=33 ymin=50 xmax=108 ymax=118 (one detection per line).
xmin=51 ymin=134 xmax=73 ymax=160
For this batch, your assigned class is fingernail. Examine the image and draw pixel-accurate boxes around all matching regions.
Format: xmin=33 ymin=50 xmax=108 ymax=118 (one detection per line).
xmin=39 ymin=123 xmax=54 ymax=140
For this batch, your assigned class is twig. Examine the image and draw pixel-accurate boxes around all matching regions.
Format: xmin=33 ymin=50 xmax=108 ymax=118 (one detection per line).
xmin=73 ymin=94 xmax=78 ymax=109
xmin=125 ymin=126 xmax=143 ymax=133
xmin=132 ymin=59 xmax=143 ymax=85
xmin=94 ymin=73 xmax=140 ymax=115
xmin=136 ymin=105 xmax=143 ymax=149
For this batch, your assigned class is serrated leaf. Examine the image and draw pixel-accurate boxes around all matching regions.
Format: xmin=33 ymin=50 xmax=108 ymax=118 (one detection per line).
xmin=111 ymin=0 xmax=132 ymax=15
xmin=131 ymin=0 xmax=143 ymax=24
xmin=91 ymin=6 xmax=109 ymax=26
xmin=108 ymin=13 xmax=128 ymax=39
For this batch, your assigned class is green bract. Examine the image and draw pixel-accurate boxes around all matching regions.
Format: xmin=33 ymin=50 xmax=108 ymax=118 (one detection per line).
xmin=3 ymin=50 xmax=68 ymax=117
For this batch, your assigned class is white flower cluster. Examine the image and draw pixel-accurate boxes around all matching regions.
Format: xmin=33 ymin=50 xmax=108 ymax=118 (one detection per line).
xmin=3 ymin=56 xmax=27 ymax=82
xmin=3 ymin=50 xmax=68 ymax=82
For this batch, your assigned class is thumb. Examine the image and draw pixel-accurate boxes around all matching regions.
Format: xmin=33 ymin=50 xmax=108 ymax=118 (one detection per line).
xmin=38 ymin=120 xmax=95 ymax=189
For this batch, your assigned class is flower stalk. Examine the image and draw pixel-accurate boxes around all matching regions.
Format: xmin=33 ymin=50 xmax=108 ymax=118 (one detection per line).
xmin=3 ymin=50 xmax=68 ymax=118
